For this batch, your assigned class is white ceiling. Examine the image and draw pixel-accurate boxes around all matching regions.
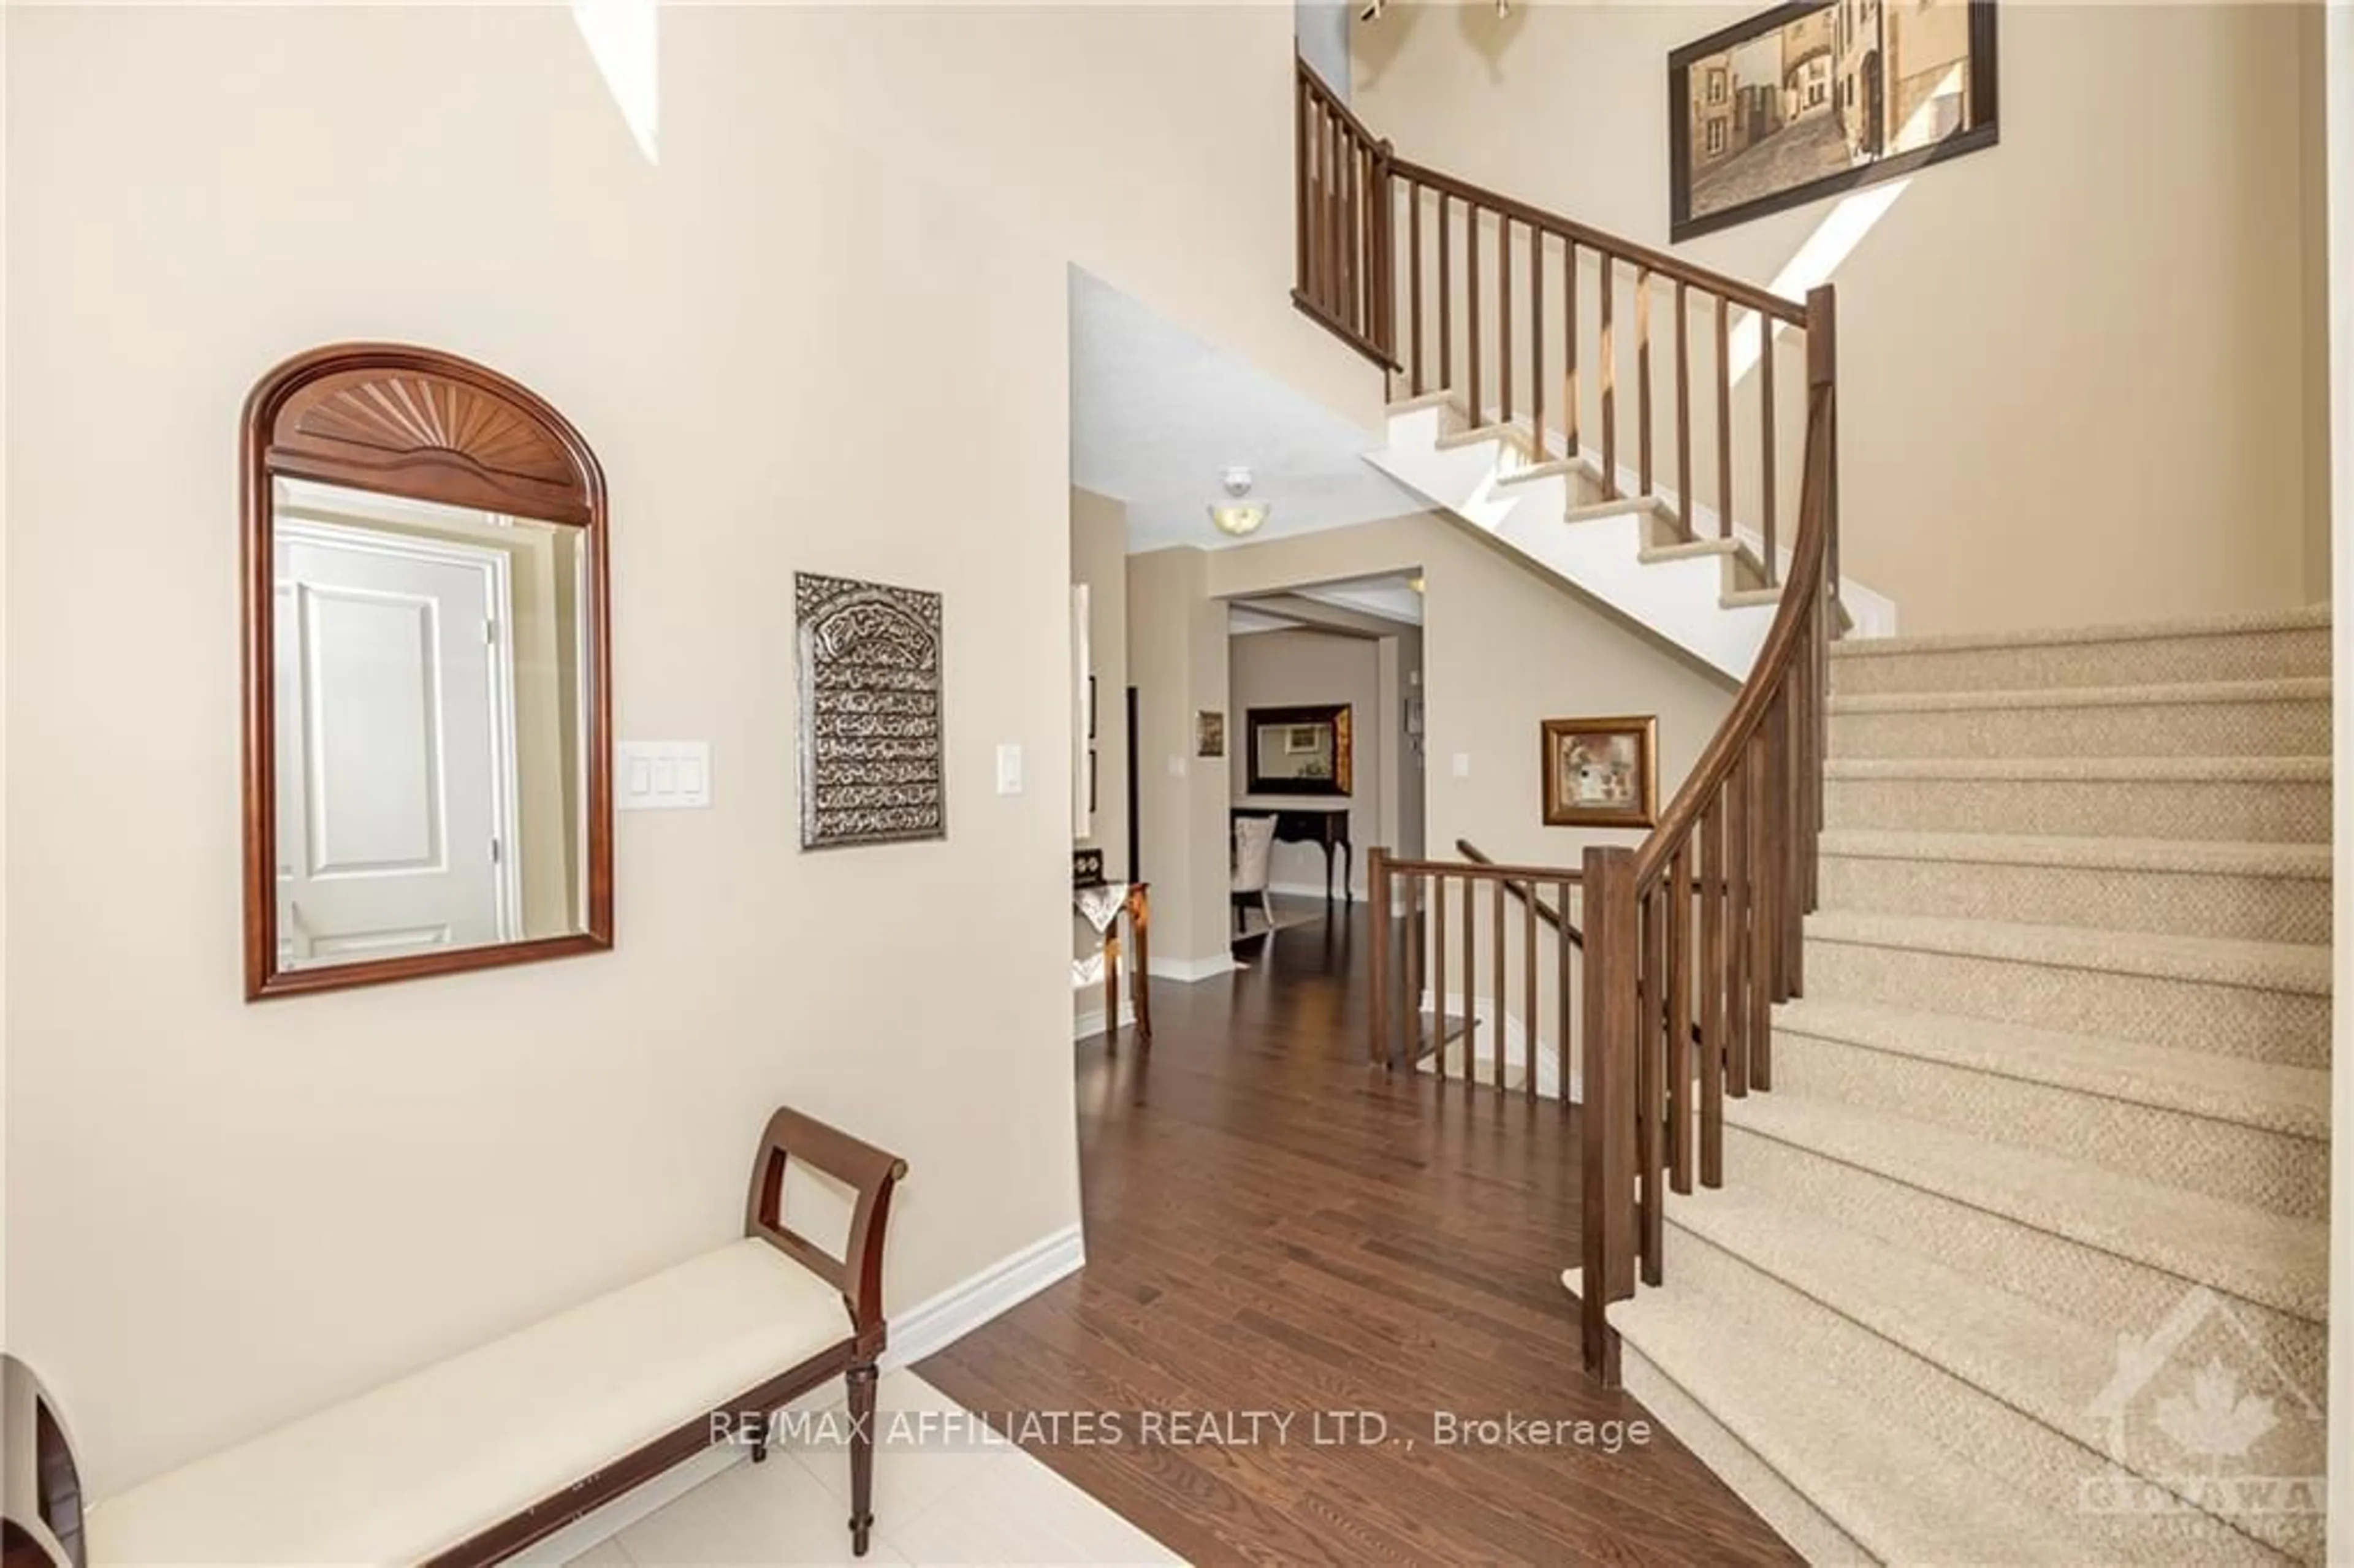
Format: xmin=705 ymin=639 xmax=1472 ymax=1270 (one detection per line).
xmin=1070 ymin=269 xmax=1425 ymax=554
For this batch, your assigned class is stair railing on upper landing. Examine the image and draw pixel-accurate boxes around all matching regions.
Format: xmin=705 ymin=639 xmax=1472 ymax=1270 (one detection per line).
xmin=1303 ymin=56 xmax=1842 ymax=1385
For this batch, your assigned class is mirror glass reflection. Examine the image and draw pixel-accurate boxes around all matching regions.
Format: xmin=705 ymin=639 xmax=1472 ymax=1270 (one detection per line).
xmin=271 ymin=476 xmax=590 ymax=970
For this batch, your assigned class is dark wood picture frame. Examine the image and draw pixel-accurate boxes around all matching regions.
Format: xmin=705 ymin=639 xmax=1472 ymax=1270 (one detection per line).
xmin=1244 ymin=704 xmax=1354 ymax=797
xmin=1541 ymin=715 xmax=1659 ymax=828
xmin=241 ymin=342 xmax=614 ymax=1000
xmin=1668 ymin=0 xmax=1999 ymax=242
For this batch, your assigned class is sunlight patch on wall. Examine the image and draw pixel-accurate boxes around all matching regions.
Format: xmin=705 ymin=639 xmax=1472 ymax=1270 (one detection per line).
xmin=572 ymin=0 xmax=659 ymax=166
xmin=1724 ymin=64 xmax=1960 ymax=384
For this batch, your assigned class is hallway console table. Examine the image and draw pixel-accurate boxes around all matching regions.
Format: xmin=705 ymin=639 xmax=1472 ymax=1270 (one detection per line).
xmin=1231 ymin=805 xmax=1353 ymax=902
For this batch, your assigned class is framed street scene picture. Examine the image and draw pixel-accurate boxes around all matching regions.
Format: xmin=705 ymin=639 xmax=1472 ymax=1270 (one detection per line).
xmin=1669 ymin=0 xmax=1998 ymax=241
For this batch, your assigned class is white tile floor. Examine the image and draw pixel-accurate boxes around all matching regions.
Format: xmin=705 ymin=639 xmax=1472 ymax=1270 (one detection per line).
xmin=565 ymin=1371 xmax=1181 ymax=1566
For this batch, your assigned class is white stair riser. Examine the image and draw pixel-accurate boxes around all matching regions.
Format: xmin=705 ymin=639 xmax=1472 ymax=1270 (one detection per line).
xmin=1770 ymin=1032 xmax=2328 ymax=1219
xmin=1720 ymin=1122 xmax=2328 ymax=1407
xmin=1801 ymin=937 xmax=2328 ymax=1068
xmin=1829 ymin=626 xmax=2329 ymax=696
xmin=1828 ymin=698 xmax=2329 ymax=760
xmin=1824 ymin=774 xmax=2329 ymax=843
xmin=1616 ymin=1343 xmax=1876 ymax=1567
xmin=1818 ymin=853 xmax=2331 ymax=946
xmin=1659 ymin=1223 xmax=2303 ymax=1564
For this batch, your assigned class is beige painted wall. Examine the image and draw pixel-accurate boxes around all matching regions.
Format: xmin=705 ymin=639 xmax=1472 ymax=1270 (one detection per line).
xmin=1072 ymin=487 xmax=1130 ymax=880
xmin=1124 ymin=548 xmax=1235 ymax=971
xmin=1230 ymin=628 xmax=1383 ymax=896
xmin=1355 ymin=3 xmax=2320 ymax=636
xmin=0 ymin=5 xmax=1141 ymax=1495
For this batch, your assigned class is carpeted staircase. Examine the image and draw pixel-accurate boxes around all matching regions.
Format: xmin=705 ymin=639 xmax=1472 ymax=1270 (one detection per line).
xmin=1604 ymin=606 xmax=2333 ymax=1565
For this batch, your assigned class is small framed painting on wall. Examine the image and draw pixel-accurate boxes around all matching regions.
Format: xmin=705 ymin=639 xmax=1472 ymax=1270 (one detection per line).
xmin=1542 ymin=715 xmax=1659 ymax=829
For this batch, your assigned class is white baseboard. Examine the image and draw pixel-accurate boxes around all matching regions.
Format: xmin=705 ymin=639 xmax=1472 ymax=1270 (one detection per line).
xmin=885 ymin=1222 xmax=1087 ymax=1369
xmin=516 ymin=1223 xmax=1087 ymax=1562
xmin=1265 ymin=880 xmax=1365 ymax=900
xmin=1148 ymin=952 xmax=1236 ymax=983
xmin=1073 ymin=999 xmax=1137 ymax=1041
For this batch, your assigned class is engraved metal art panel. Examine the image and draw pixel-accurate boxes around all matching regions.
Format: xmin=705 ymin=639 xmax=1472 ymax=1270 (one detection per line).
xmin=796 ymin=573 xmax=946 ymax=850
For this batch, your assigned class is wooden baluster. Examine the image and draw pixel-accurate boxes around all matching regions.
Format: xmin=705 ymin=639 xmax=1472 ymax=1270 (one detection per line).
xmin=1715 ymin=295 xmax=1732 ymax=539
xmin=1675 ymin=281 xmax=1692 ymax=541
xmin=1783 ymin=669 xmax=1808 ymax=999
xmin=1293 ymin=75 xmax=1309 ymax=298
xmin=1808 ymin=285 xmax=1840 ymax=613
xmin=1493 ymin=876 xmax=1507 ymax=1091
xmin=1409 ymin=181 xmax=1424 ymax=395
xmin=1371 ymin=147 xmax=1389 ymax=367
xmin=1343 ymin=138 xmax=1360 ymax=334
xmin=1747 ymin=729 xmax=1775 ymax=1090
xmin=1498 ymin=215 xmax=1513 ymax=432
xmin=1667 ymin=836 xmax=1693 ymax=1195
xmin=1599 ymin=254 xmax=1617 ymax=498
xmin=1580 ymin=845 xmax=1636 ymax=1385
xmin=1327 ymin=113 xmax=1344 ymax=318
xmin=1438 ymin=194 xmax=1452 ymax=398
xmin=1565 ymin=241 xmax=1580 ymax=457
xmin=1637 ymin=266 xmax=1653 ymax=497
xmin=1370 ymin=848 xmax=1392 ymax=1066
xmin=1556 ymin=876 xmax=1575 ymax=1111
xmin=1405 ymin=870 xmax=1425 ymax=1072
xmin=1463 ymin=869 xmax=1479 ymax=1078
xmin=1523 ymin=875 xmax=1539 ymax=1098
xmin=1529 ymin=226 xmax=1544 ymax=462
xmin=1760 ymin=310 xmax=1778 ymax=586
xmin=1638 ymin=881 xmax=1665 ymax=1286
xmin=1468 ymin=207 xmax=1482 ymax=424
xmin=1431 ymin=870 xmax=1448 ymax=1081
xmin=1725 ymin=755 xmax=1750 ymax=1097
xmin=1698 ymin=802 xmax=1726 ymax=1186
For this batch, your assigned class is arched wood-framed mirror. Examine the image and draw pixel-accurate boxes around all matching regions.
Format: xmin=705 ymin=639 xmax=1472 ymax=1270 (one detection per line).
xmin=242 ymin=343 xmax=612 ymax=999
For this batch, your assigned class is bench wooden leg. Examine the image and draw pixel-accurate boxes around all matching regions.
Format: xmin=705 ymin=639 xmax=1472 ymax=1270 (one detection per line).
xmin=847 ymin=1360 xmax=878 ymax=1556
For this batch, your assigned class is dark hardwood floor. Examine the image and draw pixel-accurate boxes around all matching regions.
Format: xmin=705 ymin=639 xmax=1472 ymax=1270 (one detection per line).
xmin=918 ymin=903 xmax=1799 ymax=1566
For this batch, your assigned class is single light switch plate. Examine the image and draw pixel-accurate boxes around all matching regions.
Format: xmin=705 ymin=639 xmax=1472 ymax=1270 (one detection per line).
xmin=996 ymin=743 xmax=1024 ymax=796
xmin=618 ymin=742 xmax=712 ymax=809
xmin=1452 ymin=752 xmax=1471 ymax=778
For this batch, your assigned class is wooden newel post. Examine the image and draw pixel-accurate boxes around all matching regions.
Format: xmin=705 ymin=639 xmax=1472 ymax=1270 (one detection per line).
xmin=1805 ymin=283 xmax=1838 ymax=609
xmin=1369 ymin=847 xmax=1392 ymax=1068
xmin=1580 ymin=844 xmax=1639 ymax=1386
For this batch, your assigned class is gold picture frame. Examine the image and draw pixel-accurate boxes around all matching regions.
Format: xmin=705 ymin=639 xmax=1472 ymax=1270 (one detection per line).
xmin=1541 ymin=715 xmax=1659 ymax=828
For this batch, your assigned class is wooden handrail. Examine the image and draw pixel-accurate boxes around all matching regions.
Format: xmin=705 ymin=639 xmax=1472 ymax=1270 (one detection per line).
xmin=1455 ymin=839 xmax=1579 ymax=946
xmin=1388 ymin=158 xmax=1808 ymax=325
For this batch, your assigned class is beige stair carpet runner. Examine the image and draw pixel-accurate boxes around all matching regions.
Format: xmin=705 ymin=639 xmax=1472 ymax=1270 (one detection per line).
xmin=1599 ymin=606 xmax=2333 ymax=1566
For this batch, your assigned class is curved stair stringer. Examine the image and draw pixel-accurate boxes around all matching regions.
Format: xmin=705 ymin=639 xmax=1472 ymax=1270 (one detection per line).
xmin=1369 ymin=391 xmax=1892 ymax=677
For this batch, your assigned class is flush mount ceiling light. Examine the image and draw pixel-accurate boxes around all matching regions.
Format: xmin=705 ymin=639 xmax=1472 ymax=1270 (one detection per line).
xmin=1209 ymin=466 xmax=1268 ymax=538
xmin=1209 ymin=503 xmax=1270 ymax=538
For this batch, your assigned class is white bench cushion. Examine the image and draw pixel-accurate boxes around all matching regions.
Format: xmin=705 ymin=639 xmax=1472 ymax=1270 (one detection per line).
xmin=88 ymin=1239 xmax=851 ymax=1566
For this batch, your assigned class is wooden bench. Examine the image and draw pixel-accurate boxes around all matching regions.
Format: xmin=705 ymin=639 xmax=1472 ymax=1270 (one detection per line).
xmin=2 ymin=1107 xmax=906 ymax=1567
